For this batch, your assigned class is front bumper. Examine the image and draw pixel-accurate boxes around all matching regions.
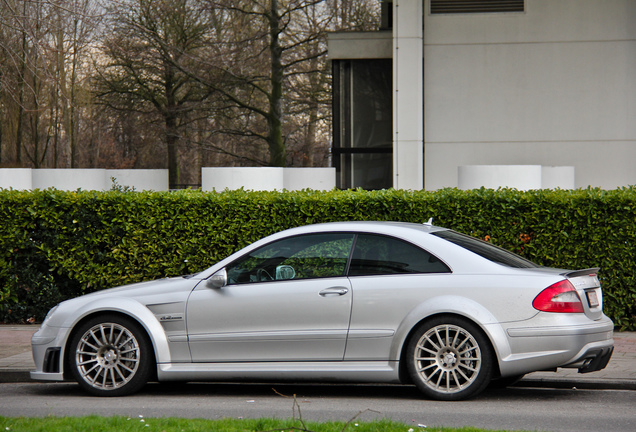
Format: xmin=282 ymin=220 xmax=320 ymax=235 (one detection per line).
xmin=30 ymin=324 xmax=72 ymax=382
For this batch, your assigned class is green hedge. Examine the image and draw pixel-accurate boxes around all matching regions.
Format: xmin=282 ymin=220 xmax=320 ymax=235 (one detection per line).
xmin=1 ymin=187 xmax=635 ymax=330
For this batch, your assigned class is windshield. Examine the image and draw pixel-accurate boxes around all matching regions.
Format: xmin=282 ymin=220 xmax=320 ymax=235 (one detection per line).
xmin=432 ymin=230 xmax=540 ymax=269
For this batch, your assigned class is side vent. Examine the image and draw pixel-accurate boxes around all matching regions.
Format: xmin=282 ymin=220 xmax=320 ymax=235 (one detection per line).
xmin=43 ymin=347 xmax=61 ymax=373
xmin=431 ymin=0 xmax=525 ymax=14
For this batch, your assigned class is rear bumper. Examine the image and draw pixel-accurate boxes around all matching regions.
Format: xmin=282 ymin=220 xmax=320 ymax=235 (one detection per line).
xmin=496 ymin=315 xmax=614 ymax=377
xmin=574 ymin=345 xmax=614 ymax=374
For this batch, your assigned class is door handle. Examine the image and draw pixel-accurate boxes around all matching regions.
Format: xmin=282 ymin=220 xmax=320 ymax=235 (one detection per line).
xmin=319 ymin=287 xmax=349 ymax=296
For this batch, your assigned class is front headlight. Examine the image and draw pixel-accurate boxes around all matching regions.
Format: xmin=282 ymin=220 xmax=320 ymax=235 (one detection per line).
xmin=41 ymin=305 xmax=59 ymax=327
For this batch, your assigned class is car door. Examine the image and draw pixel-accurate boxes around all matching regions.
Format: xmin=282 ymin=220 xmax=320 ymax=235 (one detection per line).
xmin=344 ymin=233 xmax=452 ymax=361
xmin=186 ymin=232 xmax=355 ymax=362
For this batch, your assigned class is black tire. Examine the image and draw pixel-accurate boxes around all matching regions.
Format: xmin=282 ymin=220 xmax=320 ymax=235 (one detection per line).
xmin=69 ymin=314 xmax=154 ymax=397
xmin=406 ymin=316 xmax=494 ymax=401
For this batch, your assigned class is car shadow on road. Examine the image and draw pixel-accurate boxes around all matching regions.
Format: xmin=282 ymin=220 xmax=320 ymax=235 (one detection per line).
xmin=26 ymin=381 xmax=582 ymax=402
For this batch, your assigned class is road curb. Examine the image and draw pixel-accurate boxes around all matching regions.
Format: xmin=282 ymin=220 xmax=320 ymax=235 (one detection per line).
xmin=517 ymin=377 xmax=636 ymax=391
xmin=0 ymin=371 xmax=31 ymax=384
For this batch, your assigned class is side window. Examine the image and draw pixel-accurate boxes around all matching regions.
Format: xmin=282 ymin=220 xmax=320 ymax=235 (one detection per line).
xmin=348 ymin=234 xmax=450 ymax=276
xmin=227 ymin=233 xmax=355 ymax=284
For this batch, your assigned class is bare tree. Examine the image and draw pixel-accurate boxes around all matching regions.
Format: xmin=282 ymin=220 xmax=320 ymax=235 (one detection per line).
xmin=190 ymin=0 xmax=328 ymax=167
xmin=189 ymin=0 xmax=379 ymax=168
xmin=54 ymin=0 xmax=101 ymax=167
xmin=0 ymin=0 xmax=101 ymax=168
xmin=0 ymin=0 xmax=379 ymax=179
xmin=94 ymin=0 xmax=215 ymax=188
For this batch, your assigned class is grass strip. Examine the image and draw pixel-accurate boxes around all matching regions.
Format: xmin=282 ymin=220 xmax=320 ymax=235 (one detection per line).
xmin=0 ymin=416 xmax=526 ymax=432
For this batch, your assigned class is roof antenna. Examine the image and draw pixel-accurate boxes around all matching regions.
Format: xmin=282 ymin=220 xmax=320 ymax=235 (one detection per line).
xmin=424 ymin=217 xmax=433 ymax=226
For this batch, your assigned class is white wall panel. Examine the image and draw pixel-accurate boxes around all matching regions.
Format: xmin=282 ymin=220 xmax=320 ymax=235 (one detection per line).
xmin=32 ymin=169 xmax=107 ymax=191
xmin=106 ymin=170 xmax=169 ymax=191
xmin=202 ymin=167 xmax=335 ymax=191
xmin=426 ymin=141 xmax=636 ymax=190
xmin=423 ymin=0 xmax=636 ymax=189
xmin=0 ymin=169 xmax=32 ymax=190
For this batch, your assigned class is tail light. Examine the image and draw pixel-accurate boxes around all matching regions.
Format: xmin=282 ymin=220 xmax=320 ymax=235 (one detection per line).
xmin=532 ymin=280 xmax=584 ymax=313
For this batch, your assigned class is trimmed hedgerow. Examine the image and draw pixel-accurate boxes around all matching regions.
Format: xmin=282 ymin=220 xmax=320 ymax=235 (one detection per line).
xmin=1 ymin=187 xmax=634 ymax=330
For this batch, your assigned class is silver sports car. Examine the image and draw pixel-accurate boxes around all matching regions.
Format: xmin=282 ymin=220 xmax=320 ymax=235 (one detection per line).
xmin=31 ymin=221 xmax=614 ymax=400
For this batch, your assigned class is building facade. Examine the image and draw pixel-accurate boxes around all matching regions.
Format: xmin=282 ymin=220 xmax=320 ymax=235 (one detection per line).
xmin=329 ymin=0 xmax=636 ymax=190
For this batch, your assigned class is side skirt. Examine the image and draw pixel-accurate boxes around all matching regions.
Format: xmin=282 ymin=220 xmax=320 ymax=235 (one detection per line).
xmin=157 ymin=361 xmax=401 ymax=383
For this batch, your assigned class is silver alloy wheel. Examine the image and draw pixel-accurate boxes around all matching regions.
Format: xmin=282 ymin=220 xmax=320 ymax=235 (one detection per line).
xmin=413 ymin=324 xmax=482 ymax=394
xmin=75 ymin=322 xmax=140 ymax=391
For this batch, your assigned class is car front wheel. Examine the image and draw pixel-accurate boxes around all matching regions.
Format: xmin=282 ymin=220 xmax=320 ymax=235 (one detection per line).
xmin=69 ymin=314 xmax=153 ymax=396
xmin=406 ymin=316 xmax=493 ymax=401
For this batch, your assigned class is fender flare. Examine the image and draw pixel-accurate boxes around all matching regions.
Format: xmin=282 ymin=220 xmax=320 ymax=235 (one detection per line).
xmin=389 ymin=295 xmax=512 ymax=364
xmin=61 ymin=297 xmax=172 ymax=366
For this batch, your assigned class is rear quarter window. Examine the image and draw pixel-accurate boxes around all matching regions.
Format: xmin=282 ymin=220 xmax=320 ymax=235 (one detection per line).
xmin=349 ymin=233 xmax=451 ymax=275
xmin=431 ymin=230 xmax=540 ymax=269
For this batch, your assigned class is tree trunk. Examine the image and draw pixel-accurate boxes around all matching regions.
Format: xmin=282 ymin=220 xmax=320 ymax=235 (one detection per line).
xmin=166 ymin=119 xmax=180 ymax=189
xmin=54 ymin=18 xmax=65 ymax=168
xmin=302 ymin=51 xmax=321 ymax=167
xmin=267 ymin=0 xmax=285 ymax=167
xmin=16 ymin=0 xmax=28 ymax=165
xmin=69 ymin=15 xmax=80 ymax=168
xmin=164 ymin=56 xmax=180 ymax=189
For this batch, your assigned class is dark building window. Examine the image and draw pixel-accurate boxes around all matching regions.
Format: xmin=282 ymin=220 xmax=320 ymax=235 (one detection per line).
xmin=332 ymin=59 xmax=393 ymax=190
xmin=430 ymin=0 xmax=525 ymax=14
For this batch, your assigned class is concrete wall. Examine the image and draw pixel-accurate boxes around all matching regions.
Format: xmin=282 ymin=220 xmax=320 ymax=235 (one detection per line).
xmin=0 ymin=169 xmax=169 ymax=191
xmin=424 ymin=0 xmax=636 ymax=189
xmin=32 ymin=169 xmax=108 ymax=191
xmin=328 ymin=31 xmax=392 ymax=59
xmin=202 ymin=167 xmax=336 ymax=191
xmin=0 ymin=169 xmax=32 ymax=189
xmin=458 ymin=165 xmax=575 ymax=190
xmin=0 ymin=168 xmax=335 ymax=192
xmin=282 ymin=168 xmax=336 ymax=191
xmin=107 ymin=170 xmax=169 ymax=191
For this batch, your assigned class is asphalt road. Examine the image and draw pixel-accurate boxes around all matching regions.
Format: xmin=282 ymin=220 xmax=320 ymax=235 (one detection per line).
xmin=1 ymin=382 xmax=635 ymax=432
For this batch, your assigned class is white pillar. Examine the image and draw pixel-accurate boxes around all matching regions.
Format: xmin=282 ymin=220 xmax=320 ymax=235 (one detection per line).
xmin=393 ymin=0 xmax=423 ymax=190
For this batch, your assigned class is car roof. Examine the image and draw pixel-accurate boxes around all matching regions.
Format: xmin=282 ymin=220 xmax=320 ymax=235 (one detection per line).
xmin=282 ymin=220 xmax=448 ymax=236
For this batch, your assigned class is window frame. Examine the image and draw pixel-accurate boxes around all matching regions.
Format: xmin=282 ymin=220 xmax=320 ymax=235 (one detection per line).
xmin=332 ymin=59 xmax=393 ymax=190
xmin=224 ymin=231 xmax=452 ymax=286
xmin=225 ymin=232 xmax=357 ymax=285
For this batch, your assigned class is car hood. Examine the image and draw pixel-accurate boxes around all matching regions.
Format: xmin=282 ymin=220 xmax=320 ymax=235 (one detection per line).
xmin=79 ymin=276 xmax=197 ymax=300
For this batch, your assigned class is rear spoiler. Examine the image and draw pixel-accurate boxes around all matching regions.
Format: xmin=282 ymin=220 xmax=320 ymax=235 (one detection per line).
xmin=561 ymin=268 xmax=600 ymax=278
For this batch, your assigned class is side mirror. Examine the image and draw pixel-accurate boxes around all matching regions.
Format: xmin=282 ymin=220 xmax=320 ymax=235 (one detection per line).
xmin=206 ymin=268 xmax=227 ymax=289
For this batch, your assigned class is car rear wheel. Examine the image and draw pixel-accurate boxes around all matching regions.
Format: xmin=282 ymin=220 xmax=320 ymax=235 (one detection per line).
xmin=406 ymin=316 xmax=493 ymax=401
xmin=69 ymin=314 xmax=153 ymax=396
